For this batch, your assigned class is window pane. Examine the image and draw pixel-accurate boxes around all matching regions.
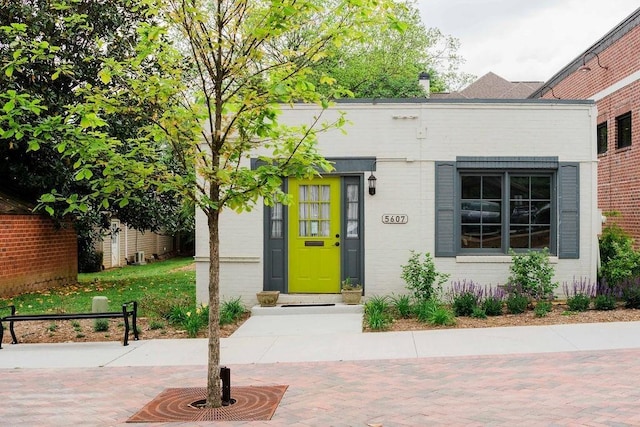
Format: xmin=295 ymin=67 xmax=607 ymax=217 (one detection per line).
xmin=461 ymin=175 xmax=502 ymax=249
xmin=483 ymin=176 xmax=502 ymax=198
xmin=510 ymin=176 xmax=529 ymax=199
xmin=461 ymin=176 xmax=481 ymax=198
xmin=270 ymin=203 xmax=283 ymax=238
xmin=617 ymin=112 xmax=632 ymax=149
xmin=346 ymin=184 xmax=359 ymax=238
xmin=597 ymin=122 xmax=608 ymax=154
xmin=531 ymin=177 xmax=551 ymax=198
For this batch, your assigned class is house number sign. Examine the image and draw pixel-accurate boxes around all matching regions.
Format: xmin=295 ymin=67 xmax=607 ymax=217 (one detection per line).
xmin=382 ymin=214 xmax=408 ymax=224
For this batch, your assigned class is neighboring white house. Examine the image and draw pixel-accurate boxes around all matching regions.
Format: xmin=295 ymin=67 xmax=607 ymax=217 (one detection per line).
xmin=195 ymin=99 xmax=600 ymax=305
xmin=98 ymin=220 xmax=175 ymax=269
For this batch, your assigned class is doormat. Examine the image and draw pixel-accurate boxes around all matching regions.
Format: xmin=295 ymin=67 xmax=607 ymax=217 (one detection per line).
xmin=127 ymin=385 xmax=288 ymax=422
xmin=282 ymin=303 xmax=335 ymax=307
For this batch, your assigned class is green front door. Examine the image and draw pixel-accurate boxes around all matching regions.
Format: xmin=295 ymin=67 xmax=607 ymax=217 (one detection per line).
xmin=288 ymin=177 xmax=341 ymax=293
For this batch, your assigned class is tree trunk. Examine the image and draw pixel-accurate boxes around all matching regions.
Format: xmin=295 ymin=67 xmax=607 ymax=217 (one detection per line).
xmin=205 ymin=208 xmax=222 ymax=407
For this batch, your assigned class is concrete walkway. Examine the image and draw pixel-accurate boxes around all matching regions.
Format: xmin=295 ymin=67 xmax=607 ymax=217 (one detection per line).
xmin=2 ymin=311 xmax=640 ymax=425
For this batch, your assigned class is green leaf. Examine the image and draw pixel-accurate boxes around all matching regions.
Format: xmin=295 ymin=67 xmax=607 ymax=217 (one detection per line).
xmin=45 ymin=206 xmax=54 ymax=215
xmin=2 ymin=99 xmax=15 ymax=112
xmin=98 ymin=68 xmax=111 ymax=84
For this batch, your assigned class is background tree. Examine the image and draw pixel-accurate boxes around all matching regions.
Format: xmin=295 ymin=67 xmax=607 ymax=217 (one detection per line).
xmin=312 ymin=0 xmax=474 ymax=98
xmin=2 ymin=0 xmax=404 ymax=407
xmin=0 ymin=0 xmax=192 ymax=265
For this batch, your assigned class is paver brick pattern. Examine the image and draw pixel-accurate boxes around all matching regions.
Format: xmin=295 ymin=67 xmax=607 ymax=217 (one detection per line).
xmin=2 ymin=348 xmax=640 ymax=426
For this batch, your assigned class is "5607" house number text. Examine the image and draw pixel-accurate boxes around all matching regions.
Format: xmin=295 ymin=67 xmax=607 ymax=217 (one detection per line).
xmin=381 ymin=214 xmax=408 ymax=224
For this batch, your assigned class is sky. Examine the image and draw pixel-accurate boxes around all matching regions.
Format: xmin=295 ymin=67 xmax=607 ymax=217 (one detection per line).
xmin=418 ymin=0 xmax=639 ymax=84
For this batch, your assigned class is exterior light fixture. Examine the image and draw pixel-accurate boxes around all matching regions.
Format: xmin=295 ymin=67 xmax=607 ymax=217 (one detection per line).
xmin=368 ymin=172 xmax=377 ymax=196
xmin=541 ymin=85 xmax=560 ymax=99
xmin=578 ymin=52 xmax=608 ymax=72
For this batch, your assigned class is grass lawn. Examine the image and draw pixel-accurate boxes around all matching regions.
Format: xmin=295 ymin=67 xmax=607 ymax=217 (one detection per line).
xmin=1 ymin=257 xmax=196 ymax=317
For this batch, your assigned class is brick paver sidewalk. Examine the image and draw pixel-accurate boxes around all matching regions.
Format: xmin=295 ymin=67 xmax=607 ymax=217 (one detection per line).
xmin=3 ymin=348 xmax=640 ymax=426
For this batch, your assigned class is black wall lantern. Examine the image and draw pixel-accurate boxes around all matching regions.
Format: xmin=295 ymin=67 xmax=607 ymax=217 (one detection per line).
xmin=368 ymin=172 xmax=377 ymax=195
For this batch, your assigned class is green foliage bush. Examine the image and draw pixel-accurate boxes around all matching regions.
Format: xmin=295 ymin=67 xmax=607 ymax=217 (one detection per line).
xmin=220 ymin=297 xmax=246 ymax=326
xmin=566 ymin=294 xmax=591 ymax=312
xmin=414 ymin=299 xmax=455 ymax=326
xmin=471 ymin=306 xmax=487 ymax=319
xmin=593 ymin=294 xmax=616 ymax=311
xmin=506 ymin=293 xmax=528 ymax=314
xmin=534 ymin=301 xmax=552 ymax=317
xmin=599 ymin=223 xmax=640 ymax=287
xmin=621 ymin=281 xmax=640 ymax=309
xmin=93 ymin=319 xmax=109 ymax=332
xmin=391 ymin=294 xmax=412 ymax=319
xmin=507 ymin=248 xmax=558 ymax=301
xmin=452 ymin=292 xmax=478 ymax=317
xmin=401 ymin=251 xmax=450 ymax=301
xmin=481 ymin=297 xmax=504 ymax=316
xmin=79 ymin=250 xmax=103 ymax=273
xmin=364 ymin=296 xmax=392 ymax=331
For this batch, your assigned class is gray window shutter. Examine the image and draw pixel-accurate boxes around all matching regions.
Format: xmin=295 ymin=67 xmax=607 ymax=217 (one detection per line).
xmin=435 ymin=162 xmax=456 ymax=257
xmin=558 ymin=163 xmax=579 ymax=259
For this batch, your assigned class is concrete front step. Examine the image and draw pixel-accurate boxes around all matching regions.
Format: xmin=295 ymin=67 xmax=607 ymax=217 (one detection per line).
xmin=251 ymin=303 xmax=363 ymax=316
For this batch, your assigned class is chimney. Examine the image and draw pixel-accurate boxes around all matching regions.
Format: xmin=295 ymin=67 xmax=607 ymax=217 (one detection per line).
xmin=418 ymin=72 xmax=430 ymax=98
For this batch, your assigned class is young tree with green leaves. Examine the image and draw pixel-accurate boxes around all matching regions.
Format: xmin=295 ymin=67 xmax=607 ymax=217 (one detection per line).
xmin=2 ymin=0 xmax=404 ymax=407
xmin=312 ymin=0 xmax=474 ymax=97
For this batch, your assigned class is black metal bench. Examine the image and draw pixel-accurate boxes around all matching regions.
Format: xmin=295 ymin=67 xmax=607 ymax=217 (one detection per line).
xmin=0 ymin=301 xmax=139 ymax=348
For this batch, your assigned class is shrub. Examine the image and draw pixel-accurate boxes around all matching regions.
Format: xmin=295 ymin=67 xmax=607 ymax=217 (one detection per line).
xmin=563 ymin=279 xmax=594 ymax=312
xmin=593 ymin=294 xmax=617 ymax=311
xmin=482 ymin=297 xmax=504 ymax=316
xmin=220 ymin=298 xmax=246 ymax=326
xmin=401 ymin=251 xmax=450 ymax=301
xmin=599 ymin=222 xmax=640 ymax=287
xmin=93 ymin=319 xmax=109 ymax=332
xmin=506 ymin=293 xmax=528 ymax=314
xmin=566 ymin=294 xmax=590 ymax=312
xmin=471 ymin=306 xmax=487 ymax=319
xmin=534 ymin=302 xmax=552 ymax=317
xmin=481 ymin=286 xmax=505 ymax=316
xmin=79 ymin=250 xmax=103 ymax=273
xmin=183 ymin=305 xmax=208 ymax=338
xmin=452 ymin=292 xmax=478 ymax=317
xmin=450 ymin=280 xmax=482 ymax=317
xmin=140 ymin=294 xmax=193 ymax=321
xmin=414 ymin=299 xmax=455 ymax=326
xmin=364 ymin=296 xmax=392 ymax=331
xmin=149 ymin=320 xmax=166 ymax=330
xmin=507 ymin=248 xmax=558 ymax=301
xmin=621 ymin=279 xmax=640 ymax=309
xmin=391 ymin=294 xmax=412 ymax=319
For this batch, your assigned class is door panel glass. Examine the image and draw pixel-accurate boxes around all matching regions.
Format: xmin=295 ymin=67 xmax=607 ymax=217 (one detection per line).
xmin=298 ymin=184 xmax=331 ymax=237
xmin=347 ymin=184 xmax=359 ymax=238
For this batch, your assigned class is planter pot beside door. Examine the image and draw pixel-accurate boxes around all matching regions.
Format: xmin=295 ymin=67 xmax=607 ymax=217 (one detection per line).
xmin=341 ymin=289 xmax=362 ymax=305
xmin=256 ymin=291 xmax=280 ymax=307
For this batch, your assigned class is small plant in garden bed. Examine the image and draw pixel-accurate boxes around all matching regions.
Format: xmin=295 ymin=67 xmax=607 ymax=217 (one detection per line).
xmin=593 ymin=294 xmax=617 ymax=311
xmin=401 ymin=251 xmax=449 ymax=301
xmin=93 ymin=319 xmax=110 ymax=332
xmin=507 ymin=248 xmax=558 ymax=301
xmin=364 ymin=296 xmax=393 ymax=331
xmin=220 ymin=297 xmax=246 ymax=326
xmin=450 ymin=280 xmax=483 ymax=317
xmin=534 ymin=301 xmax=552 ymax=317
xmin=414 ymin=298 xmax=455 ymax=326
xmin=391 ymin=294 xmax=412 ymax=319
xmin=506 ymin=292 xmax=529 ymax=314
xmin=563 ymin=278 xmax=596 ymax=312
xmin=620 ymin=278 xmax=640 ymax=309
xmin=481 ymin=286 xmax=505 ymax=316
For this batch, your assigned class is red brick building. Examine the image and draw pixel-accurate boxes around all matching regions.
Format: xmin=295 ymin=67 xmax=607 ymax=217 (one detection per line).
xmin=0 ymin=192 xmax=77 ymax=297
xmin=530 ymin=8 xmax=640 ymax=241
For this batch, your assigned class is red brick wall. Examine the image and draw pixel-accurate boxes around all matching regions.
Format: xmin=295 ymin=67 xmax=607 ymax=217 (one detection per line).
xmin=541 ymin=25 xmax=640 ymax=242
xmin=0 ymin=215 xmax=78 ymax=297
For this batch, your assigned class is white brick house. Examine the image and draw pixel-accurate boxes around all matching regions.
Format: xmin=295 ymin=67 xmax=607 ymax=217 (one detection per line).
xmin=195 ymin=99 xmax=600 ymax=305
